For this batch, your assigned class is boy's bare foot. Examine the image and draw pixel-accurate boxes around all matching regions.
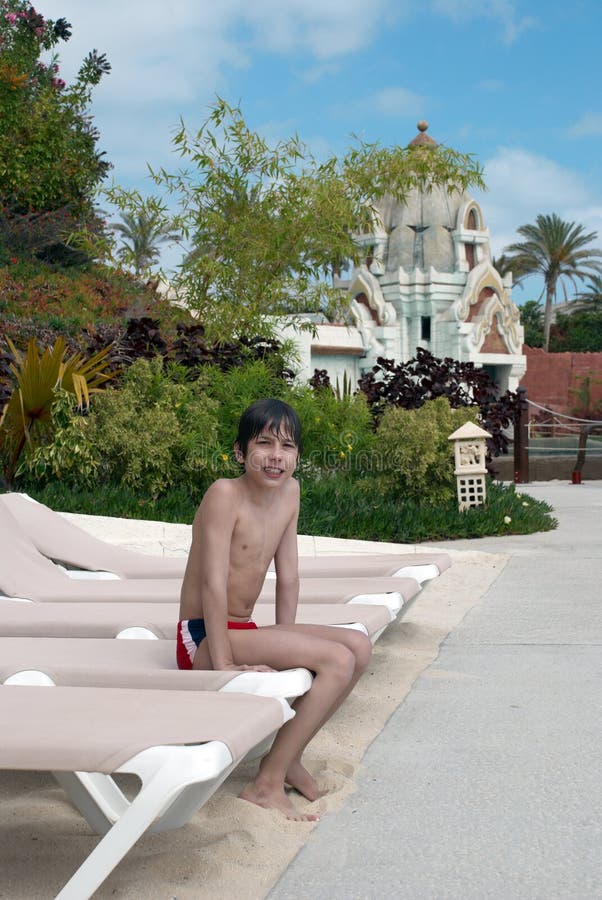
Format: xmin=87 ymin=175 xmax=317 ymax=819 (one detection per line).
xmin=285 ymin=760 xmax=326 ymax=802
xmin=239 ymin=780 xmax=319 ymax=821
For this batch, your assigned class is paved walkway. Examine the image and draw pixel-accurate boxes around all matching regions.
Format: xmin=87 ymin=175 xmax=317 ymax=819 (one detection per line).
xmin=270 ymin=482 xmax=602 ymax=900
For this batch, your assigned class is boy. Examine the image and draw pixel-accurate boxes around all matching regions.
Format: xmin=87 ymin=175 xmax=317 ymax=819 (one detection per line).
xmin=178 ymin=398 xmax=372 ymax=821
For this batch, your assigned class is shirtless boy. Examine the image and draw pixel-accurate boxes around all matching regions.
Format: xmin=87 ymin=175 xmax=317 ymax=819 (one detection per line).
xmin=178 ymin=398 xmax=372 ymax=821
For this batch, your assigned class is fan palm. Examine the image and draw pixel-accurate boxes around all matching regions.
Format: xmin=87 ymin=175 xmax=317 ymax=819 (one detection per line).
xmin=503 ymin=214 xmax=602 ymax=350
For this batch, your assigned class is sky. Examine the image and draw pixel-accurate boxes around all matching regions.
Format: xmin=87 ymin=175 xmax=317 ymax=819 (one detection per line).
xmin=38 ymin=0 xmax=602 ymax=304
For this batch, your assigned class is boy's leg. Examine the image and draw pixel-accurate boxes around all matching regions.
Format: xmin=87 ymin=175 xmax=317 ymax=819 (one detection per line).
xmin=225 ymin=627 xmax=360 ymax=820
xmin=273 ymin=623 xmax=372 ymax=800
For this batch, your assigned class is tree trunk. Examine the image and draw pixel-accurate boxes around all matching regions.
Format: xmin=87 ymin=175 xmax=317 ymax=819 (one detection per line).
xmin=543 ymin=283 xmax=555 ymax=351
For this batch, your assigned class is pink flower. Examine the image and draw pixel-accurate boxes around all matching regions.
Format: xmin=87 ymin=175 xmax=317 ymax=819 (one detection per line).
xmin=5 ymin=12 xmax=17 ymax=23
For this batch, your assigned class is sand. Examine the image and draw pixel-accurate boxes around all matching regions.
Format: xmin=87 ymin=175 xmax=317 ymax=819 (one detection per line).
xmin=0 ymin=547 xmax=508 ymax=899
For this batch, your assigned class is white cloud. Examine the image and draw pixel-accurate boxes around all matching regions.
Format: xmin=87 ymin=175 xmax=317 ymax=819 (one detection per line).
xmin=42 ymin=0 xmax=399 ymax=95
xmin=568 ymin=112 xmax=602 ymax=138
xmin=37 ymin=0 xmax=404 ymax=181
xmin=372 ymin=86 xmax=425 ymax=118
xmin=430 ymin=0 xmax=537 ymax=44
xmin=474 ymin=148 xmax=602 ymax=300
xmin=241 ymin=0 xmax=406 ymax=58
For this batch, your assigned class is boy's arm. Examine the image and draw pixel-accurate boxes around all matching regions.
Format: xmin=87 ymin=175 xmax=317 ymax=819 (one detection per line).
xmin=189 ymin=480 xmax=238 ymax=669
xmin=193 ymin=482 xmax=274 ymax=672
xmin=273 ymin=481 xmax=300 ymax=626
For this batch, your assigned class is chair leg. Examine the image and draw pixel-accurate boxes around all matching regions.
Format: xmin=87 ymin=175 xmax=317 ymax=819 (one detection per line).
xmin=54 ymin=743 xmax=233 ymax=900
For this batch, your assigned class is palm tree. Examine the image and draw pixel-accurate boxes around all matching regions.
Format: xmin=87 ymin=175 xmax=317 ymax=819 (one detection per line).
xmin=492 ymin=253 xmax=535 ymax=285
xmin=578 ymin=274 xmax=602 ymax=306
xmin=502 ymin=213 xmax=602 ymax=351
xmin=113 ymin=211 xmax=180 ymax=277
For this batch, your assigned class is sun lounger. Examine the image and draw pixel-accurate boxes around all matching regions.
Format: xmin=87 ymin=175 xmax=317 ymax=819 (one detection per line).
xmin=0 ymin=635 xmax=313 ymax=697
xmin=1 ymin=494 xmax=451 ymax=587
xmin=0 ymin=501 xmax=185 ymax=601
xmin=258 ymin=575 xmax=419 ymax=613
xmin=0 ymin=683 xmax=293 ymax=899
xmin=0 ymin=491 xmax=187 ymax=578
xmin=0 ymin=503 xmax=409 ymax=614
xmin=269 ymin=552 xmax=451 ymax=583
xmin=0 ymin=598 xmax=393 ymax=643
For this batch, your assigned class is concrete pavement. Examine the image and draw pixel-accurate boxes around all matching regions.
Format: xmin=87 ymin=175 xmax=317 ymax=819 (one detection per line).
xmin=269 ymin=482 xmax=602 ymax=900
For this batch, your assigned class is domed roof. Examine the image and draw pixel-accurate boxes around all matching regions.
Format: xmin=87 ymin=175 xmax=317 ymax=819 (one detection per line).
xmin=375 ymin=122 xmax=472 ymax=274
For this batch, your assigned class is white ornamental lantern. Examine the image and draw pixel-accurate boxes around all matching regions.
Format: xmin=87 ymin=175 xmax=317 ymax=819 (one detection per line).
xmin=448 ymin=421 xmax=492 ymax=512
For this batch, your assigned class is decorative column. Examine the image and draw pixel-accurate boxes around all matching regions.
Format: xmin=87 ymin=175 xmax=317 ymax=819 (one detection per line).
xmin=448 ymin=421 xmax=492 ymax=511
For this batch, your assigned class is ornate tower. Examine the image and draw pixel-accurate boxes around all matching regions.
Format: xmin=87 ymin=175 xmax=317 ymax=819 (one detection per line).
xmin=347 ymin=122 xmax=526 ymax=392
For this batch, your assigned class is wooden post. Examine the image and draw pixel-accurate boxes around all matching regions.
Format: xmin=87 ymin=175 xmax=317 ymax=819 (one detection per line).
xmin=513 ymin=387 xmax=530 ymax=484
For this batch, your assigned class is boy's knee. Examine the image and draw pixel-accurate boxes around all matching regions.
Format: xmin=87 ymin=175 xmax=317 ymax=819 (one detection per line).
xmin=328 ymin=643 xmax=356 ymax=681
xmin=352 ymin=632 xmax=373 ymax=673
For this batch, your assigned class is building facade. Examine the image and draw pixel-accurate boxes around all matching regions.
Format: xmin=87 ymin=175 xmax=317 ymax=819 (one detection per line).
xmin=285 ymin=123 xmax=526 ymax=393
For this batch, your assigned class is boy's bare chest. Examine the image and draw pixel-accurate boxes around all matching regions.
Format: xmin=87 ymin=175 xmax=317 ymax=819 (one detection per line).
xmin=230 ymin=507 xmax=288 ymax=565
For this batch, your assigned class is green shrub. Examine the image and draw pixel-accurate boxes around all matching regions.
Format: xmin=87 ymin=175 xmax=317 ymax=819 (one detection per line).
xmin=18 ymin=391 xmax=98 ymax=485
xmin=292 ymin=386 xmax=375 ymax=474
xmin=199 ymin=362 xmax=376 ymax=474
xmin=375 ymin=397 xmax=479 ymax=504
xmin=202 ymin=360 xmax=292 ymax=454
xmin=85 ymin=357 xmax=220 ymax=496
xmin=299 ymin=473 xmax=556 ymax=542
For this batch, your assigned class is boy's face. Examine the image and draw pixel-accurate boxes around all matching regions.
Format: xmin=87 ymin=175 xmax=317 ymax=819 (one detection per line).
xmin=235 ymin=424 xmax=299 ymax=485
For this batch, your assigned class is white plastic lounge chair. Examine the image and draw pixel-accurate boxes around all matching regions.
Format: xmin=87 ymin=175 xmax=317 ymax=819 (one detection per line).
xmin=0 ymin=502 xmax=405 ymax=612
xmin=0 ymin=683 xmax=293 ymax=899
xmin=0 ymin=491 xmax=187 ymax=578
xmin=1 ymin=493 xmax=451 ymax=585
xmin=258 ymin=575 xmax=419 ymax=613
xmin=0 ymin=636 xmax=313 ymax=697
xmin=0 ymin=503 xmax=184 ymax=601
xmin=0 ymin=598 xmax=393 ymax=643
xmin=269 ymin=551 xmax=451 ymax=583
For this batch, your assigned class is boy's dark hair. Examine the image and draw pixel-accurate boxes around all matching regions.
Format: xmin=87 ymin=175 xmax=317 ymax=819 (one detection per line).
xmin=235 ymin=398 xmax=302 ymax=456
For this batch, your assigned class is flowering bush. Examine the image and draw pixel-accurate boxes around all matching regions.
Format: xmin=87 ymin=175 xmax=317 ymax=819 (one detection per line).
xmin=0 ymin=1 xmax=111 ymax=259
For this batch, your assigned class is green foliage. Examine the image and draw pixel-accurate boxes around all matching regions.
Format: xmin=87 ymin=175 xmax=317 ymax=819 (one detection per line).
xmin=0 ymin=334 xmax=114 ymax=487
xmin=292 ymin=386 xmax=375 ymax=473
xmin=200 ymin=360 xmax=293 ymax=457
xmin=549 ymin=309 xmax=602 ymax=352
xmin=197 ymin=360 xmax=376 ymax=473
xmin=577 ymin=274 xmax=602 ymax=305
xmin=13 ymin=473 xmax=557 ymax=540
xmin=84 ymin=357 xmax=220 ymax=497
xmin=104 ymin=98 xmax=484 ymax=343
xmin=0 ymin=0 xmax=110 ymax=259
xmin=0 ymin=255 xmax=178 ymax=337
xmin=567 ymin=372 xmax=602 ymax=419
xmin=19 ymin=389 xmax=98 ymax=483
xmin=519 ymin=300 xmax=544 ymax=348
xmin=12 ymin=478 xmax=201 ymax=523
xmin=374 ymin=398 xmax=479 ymax=504
xmin=298 ymin=476 xmax=556 ymax=542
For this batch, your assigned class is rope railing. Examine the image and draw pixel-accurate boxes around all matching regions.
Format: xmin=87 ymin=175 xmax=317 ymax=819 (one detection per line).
xmin=515 ymin=395 xmax=602 ymax=483
xmin=526 ymin=399 xmax=602 ymax=426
